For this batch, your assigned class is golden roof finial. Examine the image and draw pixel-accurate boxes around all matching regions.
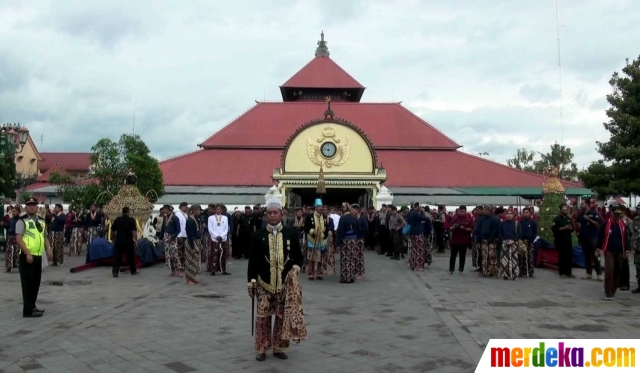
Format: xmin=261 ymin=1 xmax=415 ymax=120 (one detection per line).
xmin=325 ymin=96 xmax=331 ymax=102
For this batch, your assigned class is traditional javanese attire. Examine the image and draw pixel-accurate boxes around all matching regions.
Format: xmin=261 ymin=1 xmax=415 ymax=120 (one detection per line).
xmin=476 ymin=212 xmax=500 ymax=277
xmin=356 ymin=214 xmax=368 ymax=277
xmin=208 ymin=213 xmax=230 ymax=274
xmin=304 ymin=206 xmax=328 ymax=279
xmin=162 ymin=213 xmax=181 ymax=272
xmin=199 ymin=212 xmax=209 ymax=263
xmin=518 ymin=217 xmax=537 ymax=277
xmin=323 ymin=216 xmax=336 ymax=276
xmin=69 ymin=213 xmax=84 ymax=256
xmin=49 ymin=212 xmax=66 ymax=265
xmin=184 ymin=215 xmax=202 ymax=283
xmin=84 ymin=211 xmax=103 ymax=247
xmin=176 ymin=210 xmax=188 ymax=269
xmin=336 ymin=212 xmax=360 ymax=283
xmin=248 ymin=223 xmax=305 ymax=353
xmin=499 ymin=219 xmax=520 ymax=280
xmin=5 ymin=215 xmax=19 ymax=271
xmin=406 ymin=209 xmax=426 ymax=271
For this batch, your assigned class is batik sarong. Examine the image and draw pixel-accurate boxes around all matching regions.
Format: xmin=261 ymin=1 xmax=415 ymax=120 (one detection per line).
xmin=163 ymin=233 xmax=181 ymax=271
xmin=472 ymin=241 xmax=481 ymax=268
xmin=517 ymin=241 xmax=535 ymax=277
xmin=87 ymin=226 xmax=99 ymax=247
xmin=69 ymin=227 xmax=83 ymax=256
xmin=255 ymin=286 xmax=288 ymax=352
xmin=52 ymin=231 xmax=65 ymax=265
xmin=282 ymin=266 xmax=307 ymax=343
xmin=481 ymin=240 xmax=498 ymax=277
xmin=409 ymin=235 xmax=426 ymax=270
xmin=5 ymin=235 xmax=18 ymax=270
xmin=340 ymin=237 xmax=357 ymax=283
xmin=177 ymin=238 xmax=186 ymax=268
xmin=355 ymin=238 xmax=365 ymax=277
xmin=184 ymin=239 xmax=202 ymax=283
xmin=500 ymin=240 xmax=519 ymax=279
xmin=208 ymin=240 xmax=229 ymax=273
xmin=323 ymin=231 xmax=336 ymax=276
xmin=200 ymin=234 xmax=210 ymax=263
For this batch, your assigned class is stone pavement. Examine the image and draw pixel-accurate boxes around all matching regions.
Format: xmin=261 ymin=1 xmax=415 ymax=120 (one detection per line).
xmin=0 ymin=249 xmax=637 ymax=373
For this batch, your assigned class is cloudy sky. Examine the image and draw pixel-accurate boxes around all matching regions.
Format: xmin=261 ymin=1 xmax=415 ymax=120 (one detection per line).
xmin=1 ymin=0 xmax=639 ymax=169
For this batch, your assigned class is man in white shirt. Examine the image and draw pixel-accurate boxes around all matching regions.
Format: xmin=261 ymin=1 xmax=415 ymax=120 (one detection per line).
xmin=176 ymin=202 xmax=189 ymax=269
xmin=208 ymin=204 xmax=230 ymax=275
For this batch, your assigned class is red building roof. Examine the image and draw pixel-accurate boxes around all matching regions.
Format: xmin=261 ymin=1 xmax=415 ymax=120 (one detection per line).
xmin=39 ymin=152 xmax=92 ymax=173
xmin=200 ymin=102 xmax=460 ymax=149
xmin=281 ymin=56 xmax=364 ymax=89
xmin=161 ymin=150 xmax=280 ymax=186
xmin=160 ymin=148 xmax=583 ymax=189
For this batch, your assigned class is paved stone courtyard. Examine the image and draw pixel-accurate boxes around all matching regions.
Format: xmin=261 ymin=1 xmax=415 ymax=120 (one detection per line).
xmin=1 ymin=250 xmax=637 ymax=373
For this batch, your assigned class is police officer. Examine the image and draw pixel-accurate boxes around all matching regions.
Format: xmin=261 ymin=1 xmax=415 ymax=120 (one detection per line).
xmin=15 ymin=197 xmax=53 ymax=317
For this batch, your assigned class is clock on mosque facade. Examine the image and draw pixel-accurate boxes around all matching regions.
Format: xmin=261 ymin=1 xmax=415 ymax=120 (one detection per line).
xmin=320 ymin=141 xmax=337 ymax=158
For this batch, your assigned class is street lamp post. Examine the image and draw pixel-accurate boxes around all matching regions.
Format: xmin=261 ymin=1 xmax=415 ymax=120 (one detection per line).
xmin=0 ymin=123 xmax=29 ymax=157
xmin=0 ymin=123 xmax=30 ymax=200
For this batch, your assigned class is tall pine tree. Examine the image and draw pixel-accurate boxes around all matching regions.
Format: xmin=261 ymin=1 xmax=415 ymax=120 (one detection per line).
xmin=580 ymin=56 xmax=640 ymax=197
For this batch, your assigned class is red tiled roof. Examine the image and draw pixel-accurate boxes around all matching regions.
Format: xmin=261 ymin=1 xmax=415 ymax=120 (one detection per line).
xmin=281 ymin=56 xmax=364 ymax=89
xmin=200 ymin=102 xmax=460 ymax=149
xmin=377 ymin=150 xmax=583 ymax=188
xmin=160 ymin=148 xmax=583 ymax=189
xmin=24 ymin=182 xmax=49 ymax=192
xmin=160 ymin=150 xmax=281 ymax=186
xmin=39 ymin=152 xmax=92 ymax=173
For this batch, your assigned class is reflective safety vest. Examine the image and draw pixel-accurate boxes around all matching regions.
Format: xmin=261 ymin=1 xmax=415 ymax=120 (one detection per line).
xmin=21 ymin=217 xmax=45 ymax=256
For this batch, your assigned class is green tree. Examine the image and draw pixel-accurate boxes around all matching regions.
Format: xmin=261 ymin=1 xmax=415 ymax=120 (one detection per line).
xmin=534 ymin=143 xmax=579 ymax=180
xmin=49 ymin=134 xmax=164 ymax=207
xmin=0 ymin=156 xmax=17 ymax=199
xmin=507 ymin=148 xmax=537 ymax=172
xmin=578 ymin=160 xmax=617 ymax=199
xmin=592 ymin=56 xmax=640 ymax=196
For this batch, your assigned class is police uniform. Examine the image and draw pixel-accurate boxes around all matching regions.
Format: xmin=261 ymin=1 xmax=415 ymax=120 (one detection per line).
xmin=16 ymin=197 xmax=50 ymax=317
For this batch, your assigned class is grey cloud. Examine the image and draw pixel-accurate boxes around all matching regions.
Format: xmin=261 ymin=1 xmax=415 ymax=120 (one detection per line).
xmin=1 ymin=0 xmax=637 ymax=168
xmin=0 ymin=54 xmax=28 ymax=93
xmin=42 ymin=4 xmax=146 ymax=48
xmin=589 ymin=97 xmax=609 ymax=111
xmin=519 ymin=83 xmax=558 ymax=103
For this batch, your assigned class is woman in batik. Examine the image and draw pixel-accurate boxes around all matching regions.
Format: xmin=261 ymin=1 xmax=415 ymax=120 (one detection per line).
xmin=69 ymin=208 xmax=84 ymax=256
xmin=161 ymin=205 xmax=182 ymax=276
xmin=5 ymin=206 xmax=20 ymax=272
xmin=499 ymin=210 xmax=520 ymax=280
xmin=355 ymin=207 xmax=368 ymax=279
xmin=336 ymin=203 xmax=361 ymax=283
xmin=406 ymin=202 xmax=426 ymax=271
xmin=184 ymin=205 xmax=202 ymax=285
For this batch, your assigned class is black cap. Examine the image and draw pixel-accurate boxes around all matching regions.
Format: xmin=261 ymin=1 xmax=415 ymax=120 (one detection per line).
xmin=179 ymin=202 xmax=188 ymax=208
xmin=25 ymin=197 xmax=38 ymax=205
xmin=459 ymin=205 xmax=467 ymax=210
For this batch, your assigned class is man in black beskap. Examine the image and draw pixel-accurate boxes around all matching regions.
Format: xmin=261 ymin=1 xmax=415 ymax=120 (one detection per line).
xmin=576 ymin=199 xmax=602 ymax=281
xmin=552 ymin=203 xmax=575 ymax=279
xmin=597 ymin=203 xmax=630 ymax=300
xmin=110 ymin=206 xmax=139 ymax=277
